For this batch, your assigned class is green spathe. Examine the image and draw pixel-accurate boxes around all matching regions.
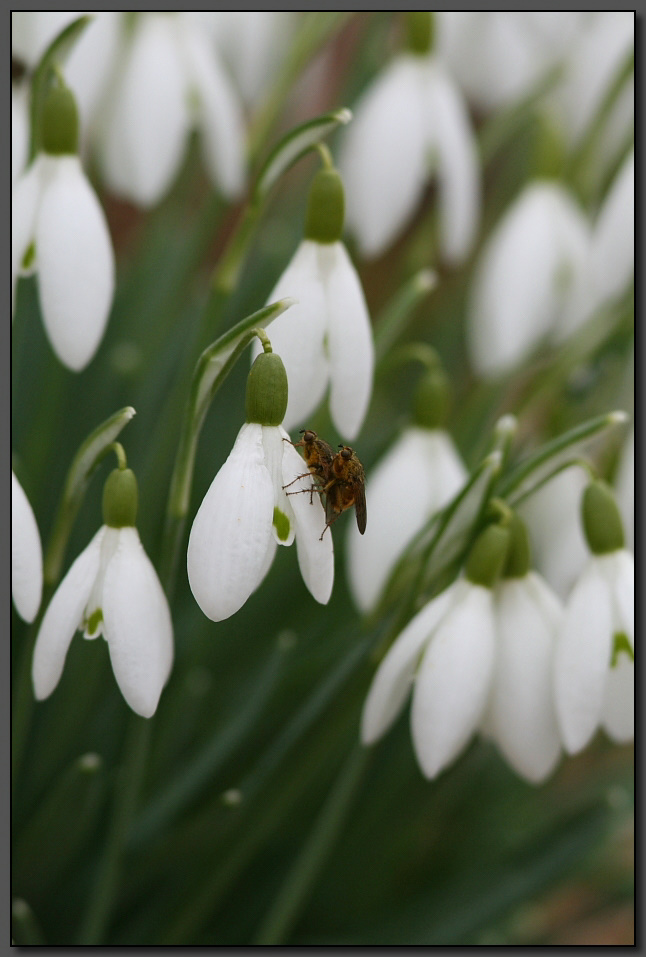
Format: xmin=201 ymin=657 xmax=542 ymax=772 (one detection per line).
xmin=582 ymin=480 xmax=624 ymax=555
xmin=102 ymin=468 xmax=138 ymax=528
xmin=304 ymin=168 xmax=345 ymax=244
xmin=42 ymin=84 xmax=79 ymax=156
xmin=465 ymin=523 xmax=510 ymax=589
xmin=246 ymin=352 xmax=288 ymax=426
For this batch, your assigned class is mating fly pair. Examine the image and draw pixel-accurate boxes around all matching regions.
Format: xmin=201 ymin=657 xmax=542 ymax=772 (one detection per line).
xmin=285 ymin=430 xmax=367 ymax=540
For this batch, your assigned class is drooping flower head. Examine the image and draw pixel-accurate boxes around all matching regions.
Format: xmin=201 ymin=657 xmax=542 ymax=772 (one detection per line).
xmin=12 ymin=471 xmax=43 ymax=623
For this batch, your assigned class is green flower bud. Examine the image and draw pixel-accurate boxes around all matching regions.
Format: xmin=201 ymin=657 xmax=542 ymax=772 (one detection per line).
xmin=465 ymin=523 xmax=511 ymax=589
xmin=502 ymin=512 xmax=531 ymax=579
xmin=304 ymin=168 xmax=345 ymax=244
xmin=405 ymin=11 xmax=434 ymax=55
xmin=582 ymin=479 xmax=624 ymax=555
xmin=42 ymin=84 xmax=79 ymax=156
xmin=413 ymin=367 xmax=451 ymax=429
xmin=245 ymin=352 xmax=288 ymax=426
xmin=102 ymin=467 xmax=138 ymax=528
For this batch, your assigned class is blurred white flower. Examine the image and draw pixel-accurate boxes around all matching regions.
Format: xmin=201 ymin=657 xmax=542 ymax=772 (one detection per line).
xmin=12 ymin=152 xmax=115 ymax=371
xmin=346 ymin=426 xmax=466 ymax=612
xmin=190 ymin=11 xmax=296 ymax=108
xmin=519 ymin=468 xmax=589 ymax=600
xmin=554 ymin=549 xmax=633 ymax=753
xmin=467 ymin=180 xmax=589 ymax=377
xmin=97 ymin=12 xmax=245 ymax=207
xmin=187 ymin=422 xmax=333 ymax=622
xmin=437 ymin=12 xmax=583 ymax=112
xmin=12 ymin=84 xmax=29 ymax=187
xmin=32 ymin=524 xmax=174 ymax=718
xmin=339 ymin=53 xmax=479 ymax=262
xmin=254 ymin=240 xmax=374 ymax=440
xmin=12 ymin=471 xmax=43 ymax=623
xmin=562 ymin=149 xmax=634 ymax=336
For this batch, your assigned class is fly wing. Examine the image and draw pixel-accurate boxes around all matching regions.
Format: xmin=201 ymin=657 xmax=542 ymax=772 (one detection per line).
xmin=354 ymin=486 xmax=367 ymax=534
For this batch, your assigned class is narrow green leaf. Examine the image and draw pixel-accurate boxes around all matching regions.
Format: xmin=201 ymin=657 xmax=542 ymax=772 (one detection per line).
xmin=254 ymin=108 xmax=352 ymax=204
xmin=374 ymin=270 xmax=438 ymax=364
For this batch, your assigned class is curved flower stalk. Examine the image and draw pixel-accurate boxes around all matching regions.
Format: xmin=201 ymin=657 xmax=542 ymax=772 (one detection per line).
xmin=12 ymin=472 xmax=43 ymax=623
xmin=32 ymin=463 xmax=173 ymax=719
xmin=339 ymin=44 xmax=479 ymax=262
xmin=253 ymin=163 xmax=374 ymax=440
xmin=12 ymin=82 xmax=115 ymax=371
xmin=188 ymin=348 xmax=334 ymax=622
xmin=362 ymin=518 xmax=563 ymax=783
xmin=467 ymin=180 xmax=590 ymax=377
xmin=437 ymin=12 xmax=583 ymax=112
xmin=97 ymin=12 xmax=245 ymax=207
xmin=346 ymin=425 xmax=466 ymax=613
xmin=554 ymin=480 xmax=634 ymax=752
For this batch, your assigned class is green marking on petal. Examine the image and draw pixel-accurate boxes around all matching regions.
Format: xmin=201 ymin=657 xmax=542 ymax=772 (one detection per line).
xmin=85 ymin=607 xmax=103 ymax=637
xmin=273 ymin=507 xmax=291 ymax=542
xmin=22 ymin=241 xmax=36 ymax=272
xmin=611 ymin=632 xmax=634 ymax=667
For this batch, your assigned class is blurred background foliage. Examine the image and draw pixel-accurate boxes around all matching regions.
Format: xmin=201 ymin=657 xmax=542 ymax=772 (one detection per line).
xmin=12 ymin=11 xmax=633 ymax=945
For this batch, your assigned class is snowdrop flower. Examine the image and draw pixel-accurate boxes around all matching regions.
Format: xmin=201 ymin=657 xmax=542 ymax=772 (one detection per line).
xmin=32 ymin=465 xmax=173 ymax=718
xmin=467 ymin=180 xmax=590 ymax=377
xmin=346 ymin=365 xmax=466 ymax=612
xmin=98 ymin=11 xmax=245 ymax=207
xmin=437 ymin=12 xmax=583 ymax=112
xmin=12 ymin=82 xmax=115 ymax=371
xmin=519 ymin=467 xmax=589 ymax=600
xmin=554 ymin=480 xmax=634 ymax=753
xmin=188 ymin=349 xmax=334 ymax=622
xmin=253 ymin=164 xmax=374 ymax=440
xmin=615 ymin=426 xmax=634 ymax=550
xmin=12 ymin=471 xmax=43 ymax=623
xmin=339 ymin=12 xmax=479 ymax=262
xmin=362 ymin=523 xmax=511 ymax=779
xmin=562 ymin=149 xmax=634 ymax=337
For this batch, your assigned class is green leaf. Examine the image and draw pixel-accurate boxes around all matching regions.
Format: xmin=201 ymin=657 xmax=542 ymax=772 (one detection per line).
xmin=43 ymin=406 xmax=136 ymax=584
xmin=374 ymin=270 xmax=438 ymax=364
xmin=28 ymin=15 xmax=93 ymax=161
xmin=253 ymin=108 xmax=352 ymax=204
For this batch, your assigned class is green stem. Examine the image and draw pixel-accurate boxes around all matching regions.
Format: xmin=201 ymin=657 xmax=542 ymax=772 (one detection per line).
xmin=77 ymin=715 xmax=151 ymax=944
xmin=253 ymin=744 xmax=370 ymax=944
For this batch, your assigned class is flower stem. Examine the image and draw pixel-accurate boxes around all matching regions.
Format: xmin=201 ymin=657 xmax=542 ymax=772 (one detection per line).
xmin=77 ymin=714 xmax=151 ymax=944
xmin=252 ymin=744 xmax=370 ymax=945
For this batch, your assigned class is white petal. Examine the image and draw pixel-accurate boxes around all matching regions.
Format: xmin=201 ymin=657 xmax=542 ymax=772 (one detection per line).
xmin=99 ymin=14 xmax=189 ymax=206
xmin=321 ymin=243 xmax=374 ymax=440
xmin=187 ymin=423 xmax=275 ymax=621
xmin=35 ymin=156 xmax=115 ymax=370
xmin=32 ymin=527 xmax=105 ymax=700
xmin=589 ymin=150 xmax=634 ymax=308
xmin=601 ymin=549 xmax=634 ymax=644
xmin=12 ymin=158 xmax=43 ymax=313
xmin=361 ymin=585 xmax=456 ymax=745
xmin=346 ymin=428 xmax=466 ymax=612
xmin=11 ymin=472 xmax=43 ymax=622
xmin=487 ymin=575 xmax=562 ymax=782
xmin=281 ymin=434 xmax=334 ymax=604
xmin=340 ymin=55 xmax=428 ymax=258
xmin=554 ymin=559 xmax=614 ymax=753
xmin=518 ymin=465 xmax=589 ymax=599
xmin=468 ymin=182 xmax=588 ymax=376
xmin=177 ymin=18 xmax=246 ymax=199
xmin=102 ymin=528 xmax=174 ymax=718
xmin=411 ymin=582 xmax=495 ymax=777
xmin=424 ymin=62 xmax=480 ymax=264
xmin=262 ymin=425 xmax=295 ymax=546
xmin=255 ymin=241 xmax=329 ymax=432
